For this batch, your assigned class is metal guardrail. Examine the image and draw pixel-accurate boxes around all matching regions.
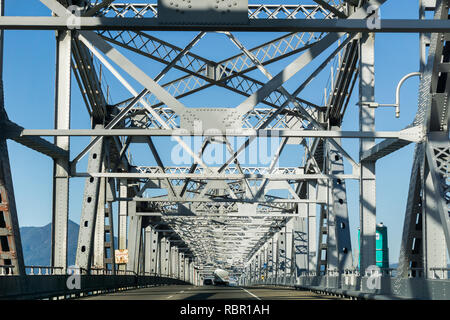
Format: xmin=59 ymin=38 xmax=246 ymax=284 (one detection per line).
xmin=0 ymin=265 xmax=193 ymax=300
xmin=429 ymin=268 xmax=450 ymax=279
xmin=1 ymin=265 xmax=186 ymax=277
xmin=240 ymin=268 xmax=450 ymax=300
xmin=0 ymin=274 xmax=190 ymax=300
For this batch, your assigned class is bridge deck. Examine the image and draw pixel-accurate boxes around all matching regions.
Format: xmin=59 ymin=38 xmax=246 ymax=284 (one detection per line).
xmin=81 ymin=285 xmax=345 ymax=300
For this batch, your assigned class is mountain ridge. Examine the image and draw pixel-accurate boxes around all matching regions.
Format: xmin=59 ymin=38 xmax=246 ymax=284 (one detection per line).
xmin=20 ymin=220 xmax=117 ymax=267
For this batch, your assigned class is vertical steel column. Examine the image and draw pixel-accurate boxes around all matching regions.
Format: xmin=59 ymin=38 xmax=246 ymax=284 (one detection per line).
xmin=168 ymin=243 xmax=173 ymax=277
xmin=256 ymin=254 xmax=260 ymax=282
xmin=93 ymin=162 xmax=106 ymax=268
xmin=251 ymin=259 xmax=255 ymax=283
xmin=144 ymin=225 xmax=151 ymax=274
xmin=398 ymin=0 xmax=435 ymax=277
xmin=359 ymin=33 xmax=377 ymax=273
xmin=160 ymin=236 xmax=170 ymax=276
xmin=126 ymin=201 xmax=142 ymax=274
xmin=159 ymin=235 xmax=166 ymax=276
xmin=307 ymin=182 xmax=317 ymax=272
xmin=317 ymin=205 xmax=328 ymax=274
xmin=155 ymin=231 xmax=162 ymax=276
xmin=423 ymin=160 xmax=447 ymax=279
xmin=103 ymin=179 xmax=116 ymax=273
xmin=179 ymin=251 xmax=185 ymax=281
xmin=144 ymin=225 xmax=158 ymax=275
xmin=118 ymin=178 xmax=127 ymax=271
xmin=398 ymin=146 xmax=425 ymax=277
xmin=285 ymin=220 xmax=293 ymax=282
xmin=195 ymin=267 xmax=199 ymax=286
xmin=173 ymin=246 xmax=179 ymax=278
xmin=187 ymin=260 xmax=190 ymax=283
xmin=267 ymin=238 xmax=273 ymax=281
xmin=272 ymin=233 xmax=278 ymax=281
xmin=293 ymin=213 xmax=308 ymax=277
xmin=259 ymin=250 xmax=263 ymax=281
xmin=327 ymin=136 xmax=353 ymax=272
xmin=75 ymin=135 xmax=104 ymax=271
xmin=262 ymin=245 xmax=267 ymax=282
xmin=168 ymin=244 xmax=173 ymax=277
xmin=184 ymin=257 xmax=189 ymax=281
xmin=51 ymin=28 xmax=72 ymax=272
xmin=277 ymin=228 xmax=287 ymax=282
xmin=248 ymin=259 xmax=252 ymax=283
xmin=138 ymin=232 xmax=145 ymax=275
xmin=422 ymin=0 xmax=450 ymax=279
xmin=165 ymin=237 xmax=171 ymax=276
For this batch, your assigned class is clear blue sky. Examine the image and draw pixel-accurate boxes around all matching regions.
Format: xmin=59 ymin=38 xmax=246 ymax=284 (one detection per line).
xmin=4 ymin=0 xmax=420 ymax=265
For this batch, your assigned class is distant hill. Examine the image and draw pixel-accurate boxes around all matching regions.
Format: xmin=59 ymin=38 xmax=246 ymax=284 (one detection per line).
xmin=20 ymin=220 xmax=115 ymax=267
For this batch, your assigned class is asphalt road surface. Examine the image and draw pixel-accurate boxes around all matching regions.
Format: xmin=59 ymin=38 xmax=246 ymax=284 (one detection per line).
xmin=81 ymin=285 xmax=345 ymax=300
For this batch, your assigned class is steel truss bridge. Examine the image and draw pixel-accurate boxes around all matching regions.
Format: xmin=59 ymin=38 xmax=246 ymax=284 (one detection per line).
xmin=0 ymin=0 xmax=449 ymax=300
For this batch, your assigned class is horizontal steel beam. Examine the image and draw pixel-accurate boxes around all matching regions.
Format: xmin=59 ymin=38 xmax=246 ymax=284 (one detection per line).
xmin=9 ymin=127 xmax=423 ymax=142
xmin=1 ymin=17 xmax=450 ymax=33
xmin=1 ymin=121 xmax=69 ymax=159
xmin=360 ymin=138 xmax=413 ymax=162
xmin=139 ymin=213 xmax=313 ymax=218
xmin=74 ymin=172 xmax=358 ymax=180
xmin=127 ymin=197 xmax=324 ymax=204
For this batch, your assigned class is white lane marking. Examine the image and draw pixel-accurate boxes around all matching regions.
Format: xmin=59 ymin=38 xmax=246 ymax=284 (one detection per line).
xmin=240 ymin=287 xmax=261 ymax=300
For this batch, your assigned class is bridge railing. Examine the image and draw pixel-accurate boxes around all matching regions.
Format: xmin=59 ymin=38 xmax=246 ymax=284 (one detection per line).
xmin=1 ymin=264 xmax=187 ymax=278
xmin=241 ymin=267 xmax=450 ymax=300
xmin=0 ymin=265 xmax=193 ymax=300
xmin=26 ymin=266 xmax=65 ymax=275
xmin=0 ymin=265 xmax=14 ymax=276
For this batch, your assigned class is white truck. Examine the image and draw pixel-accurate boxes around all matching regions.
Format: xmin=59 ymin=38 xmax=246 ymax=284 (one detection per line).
xmin=213 ymin=268 xmax=230 ymax=286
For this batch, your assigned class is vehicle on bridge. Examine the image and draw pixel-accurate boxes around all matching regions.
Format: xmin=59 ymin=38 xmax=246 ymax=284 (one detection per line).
xmin=213 ymin=269 xmax=230 ymax=286
xmin=228 ymin=276 xmax=238 ymax=287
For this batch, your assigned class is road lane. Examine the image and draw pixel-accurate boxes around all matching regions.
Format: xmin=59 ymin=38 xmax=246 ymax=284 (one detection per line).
xmin=81 ymin=285 xmax=345 ymax=300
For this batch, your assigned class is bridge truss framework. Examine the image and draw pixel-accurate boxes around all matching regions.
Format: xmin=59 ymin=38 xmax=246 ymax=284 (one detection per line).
xmin=0 ymin=0 xmax=449 ymax=300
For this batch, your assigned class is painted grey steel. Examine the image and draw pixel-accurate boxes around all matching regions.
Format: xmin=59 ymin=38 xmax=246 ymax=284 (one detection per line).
xmin=307 ymin=182 xmax=317 ymax=272
xmin=157 ymin=0 xmax=248 ymax=25
xmin=277 ymin=228 xmax=287 ymax=280
xmin=327 ymin=136 xmax=353 ymax=271
xmin=179 ymin=252 xmax=184 ymax=281
xmin=51 ymin=29 xmax=72 ymax=272
xmin=93 ymin=166 xmax=106 ymax=268
xmin=1 ymin=121 xmax=69 ymax=159
xmin=398 ymin=0 xmax=449 ymax=280
xmin=6 ymin=128 xmax=424 ymax=140
xmin=118 ymin=178 xmax=127 ymax=251
xmin=425 ymin=136 xmax=450 ymax=260
xmin=75 ymin=134 xmax=104 ymax=271
xmin=144 ymin=225 xmax=158 ymax=275
xmin=1 ymin=0 xmax=449 ymax=301
xmin=160 ymin=236 xmax=170 ymax=276
xmin=0 ymin=275 xmax=189 ymax=300
xmin=126 ymin=201 xmax=142 ymax=274
xmin=358 ymin=32 xmax=377 ymax=273
xmin=6 ymin=17 xmax=450 ymax=33
xmin=292 ymin=215 xmax=308 ymax=277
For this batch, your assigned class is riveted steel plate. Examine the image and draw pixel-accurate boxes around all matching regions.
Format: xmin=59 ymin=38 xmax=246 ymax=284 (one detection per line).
xmin=180 ymin=108 xmax=244 ymax=131
xmin=158 ymin=0 xmax=248 ymax=24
